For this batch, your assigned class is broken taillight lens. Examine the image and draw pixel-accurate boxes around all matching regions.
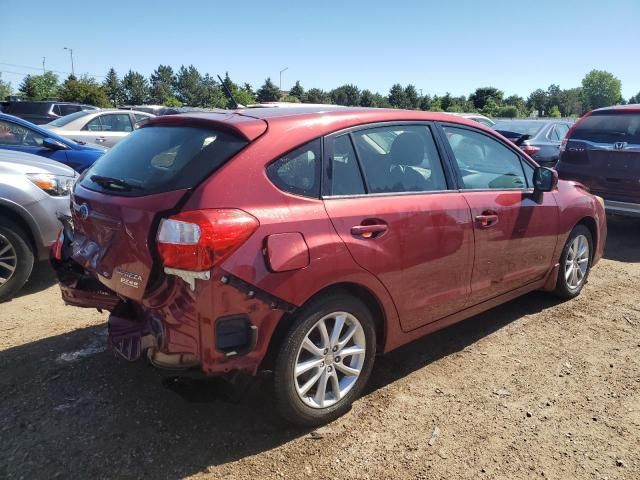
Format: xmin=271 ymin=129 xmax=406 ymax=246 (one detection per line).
xmin=156 ymin=209 xmax=259 ymax=271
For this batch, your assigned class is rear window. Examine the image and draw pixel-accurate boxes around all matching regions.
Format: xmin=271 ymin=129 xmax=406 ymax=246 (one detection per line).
xmin=4 ymin=102 xmax=50 ymax=115
xmin=492 ymin=121 xmax=545 ymax=137
xmin=80 ymin=125 xmax=247 ymax=196
xmin=571 ymin=112 xmax=640 ymax=144
xmin=48 ymin=110 xmax=91 ymax=127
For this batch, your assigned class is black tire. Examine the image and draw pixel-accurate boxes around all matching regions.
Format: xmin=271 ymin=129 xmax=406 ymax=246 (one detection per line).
xmin=273 ymin=293 xmax=377 ymax=427
xmin=0 ymin=220 xmax=34 ymax=303
xmin=554 ymin=224 xmax=593 ymax=299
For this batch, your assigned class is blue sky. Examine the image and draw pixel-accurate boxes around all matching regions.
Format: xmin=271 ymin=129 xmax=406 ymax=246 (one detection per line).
xmin=3 ymin=0 xmax=639 ymax=98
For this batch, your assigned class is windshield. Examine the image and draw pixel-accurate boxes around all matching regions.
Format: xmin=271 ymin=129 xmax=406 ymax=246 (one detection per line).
xmin=493 ymin=121 xmax=545 ymax=137
xmin=47 ymin=110 xmax=91 ymax=127
xmin=80 ymin=125 xmax=247 ymax=196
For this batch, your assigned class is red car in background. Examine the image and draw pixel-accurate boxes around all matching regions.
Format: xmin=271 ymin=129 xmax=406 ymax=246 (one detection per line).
xmin=52 ymin=107 xmax=606 ymax=426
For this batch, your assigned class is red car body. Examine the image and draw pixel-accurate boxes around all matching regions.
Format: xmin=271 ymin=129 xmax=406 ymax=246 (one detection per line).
xmin=54 ymin=108 xmax=606 ymax=378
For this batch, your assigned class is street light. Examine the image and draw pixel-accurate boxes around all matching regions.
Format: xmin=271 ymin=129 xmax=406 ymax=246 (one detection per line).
xmin=279 ymin=67 xmax=288 ymax=91
xmin=63 ymin=47 xmax=75 ymax=77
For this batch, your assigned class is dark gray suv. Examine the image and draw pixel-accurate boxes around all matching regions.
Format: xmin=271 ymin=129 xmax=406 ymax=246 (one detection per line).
xmin=557 ymin=105 xmax=640 ymax=217
xmin=0 ymin=101 xmax=98 ymax=125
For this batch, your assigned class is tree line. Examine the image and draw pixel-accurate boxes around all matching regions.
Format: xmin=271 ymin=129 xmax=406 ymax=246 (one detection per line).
xmin=6 ymin=66 xmax=638 ymax=118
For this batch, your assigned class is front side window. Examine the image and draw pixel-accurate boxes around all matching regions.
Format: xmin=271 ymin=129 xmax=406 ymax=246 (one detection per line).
xmin=98 ymin=114 xmax=133 ymax=132
xmin=0 ymin=120 xmax=44 ymax=146
xmin=266 ymin=139 xmax=322 ymax=198
xmin=350 ymin=125 xmax=448 ymax=194
xmin=84 ymin=116 xmax=104 ymax=131
xmin=134 ymin=113 xmax=150 ymax=123
xmin=443 ymin=125 xmax=528 ymax=190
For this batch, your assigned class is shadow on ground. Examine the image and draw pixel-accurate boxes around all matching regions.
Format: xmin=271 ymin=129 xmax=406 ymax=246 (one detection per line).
xmin=0 ymin=291 xmax=561 ymax=480
xmin=603 ymin=215 xmax=640 ymax=263
xmin=10 ymin=261 xmax=57 ymax=300
xmin=0 ymin=218 xmax=635 ymax=479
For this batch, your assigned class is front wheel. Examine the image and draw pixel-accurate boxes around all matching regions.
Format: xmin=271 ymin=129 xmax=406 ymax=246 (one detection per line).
xmin=273 ymin=294 xmax=376 ymax=426
xmin=554 ymin=225 xmax=592 ymax=299
xmin=0 ymin=221 xmax=34 ymax=302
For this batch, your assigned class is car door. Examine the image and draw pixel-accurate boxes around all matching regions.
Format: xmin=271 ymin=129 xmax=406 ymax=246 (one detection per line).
xmin=321 ymin=123 xmax=475 ymax=332
xmin=82 ymin=113 xmax=134 ymax=147
xmin=439 ymin=124 xmax=559 ymax=304
xmin=0 ymin=119 xmax=65 ymax=162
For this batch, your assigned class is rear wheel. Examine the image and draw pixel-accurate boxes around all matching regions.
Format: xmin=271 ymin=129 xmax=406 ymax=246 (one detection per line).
xmin=274 ymin=294 xmax=376 ymax=426
xmin=0 ymin=220 xmax=34 ymax=302
xmin=554 ymin=225 xmax=592 ymax=299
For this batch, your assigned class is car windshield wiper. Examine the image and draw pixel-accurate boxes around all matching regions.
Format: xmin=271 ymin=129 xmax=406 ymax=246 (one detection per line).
xmin=90 ymin=175 xmax=142 ymax=191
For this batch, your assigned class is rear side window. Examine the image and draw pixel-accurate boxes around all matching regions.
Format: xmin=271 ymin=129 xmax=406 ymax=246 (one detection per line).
xmin=80 ymin=126 xmax=247 ymax=196
xmin=572 ymin=112 xmax=640 ymax=144
xmin=550 ymin=124 xmax=570 ymax=141
xmin=328 ymin=134 xmax=365 ymax=195
xmin=48 ymin=110 xmax=90 ymax=127
xmin=266 ymin=139 xmax=322 ymax=198
xmin=54 ymin=104 xmax=81 ymax=116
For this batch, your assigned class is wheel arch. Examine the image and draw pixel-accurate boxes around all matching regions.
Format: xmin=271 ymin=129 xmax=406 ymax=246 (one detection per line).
xmin=575 ymin=216 xmax=598 ymax=258
xmin=260 ymin=281 xmax=387 ymax=371
xmin=0 ymin=202 xmax=38 ymax=256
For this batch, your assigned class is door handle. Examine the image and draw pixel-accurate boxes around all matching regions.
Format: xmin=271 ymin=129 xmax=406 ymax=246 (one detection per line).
xmin=351 ymin=224 xmax=388 ymax=239
xmin=475 ymin=212 xmax=499 ymax=228
xmin=95 ymin=137 xmax=106 ymax=143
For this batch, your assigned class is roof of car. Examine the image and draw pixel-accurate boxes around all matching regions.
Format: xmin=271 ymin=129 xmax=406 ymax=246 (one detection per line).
xmin=2 ymin=100 xmax=91 ymax=105
xmin=148 ymin=107 xmax=490 ymax=141
xmin=594 ymin=103 xmax=640 ymax=112
xmin=493 ymin=119 xmax=572 ymax=123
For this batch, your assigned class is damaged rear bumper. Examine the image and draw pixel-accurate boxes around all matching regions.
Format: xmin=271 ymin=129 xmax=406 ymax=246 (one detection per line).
xmin=51 ymin=224 xmax=292 ymax=376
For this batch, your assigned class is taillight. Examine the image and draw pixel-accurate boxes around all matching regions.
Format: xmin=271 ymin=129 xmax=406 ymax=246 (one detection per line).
xmin=520 ymin=144 xmax=541 ymax=156
xmin=561 ymin=110 xmax=593 ymax=154
xmin=156 ymin=209 xmax=259 ymax=271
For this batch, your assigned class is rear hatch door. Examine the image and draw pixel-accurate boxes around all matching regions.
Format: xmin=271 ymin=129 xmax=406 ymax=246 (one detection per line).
xmin=68 ymin=116 xmax=264 ymax=301
xmin=567 ymin=110 xmax=640 ymax=201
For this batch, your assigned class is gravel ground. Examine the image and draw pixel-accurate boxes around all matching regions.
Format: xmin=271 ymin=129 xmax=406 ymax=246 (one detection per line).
xmin=0 ymin=217 xmax=638 ymax=480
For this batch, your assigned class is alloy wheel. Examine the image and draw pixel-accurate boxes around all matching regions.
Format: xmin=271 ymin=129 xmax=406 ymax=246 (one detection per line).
xmin=564 ymin=234 xmax=589 ymax=290
xmin=293 ymin=311 xmax=366 ymax=409
xmin=0 ymin=234 xmax=17 ymax=286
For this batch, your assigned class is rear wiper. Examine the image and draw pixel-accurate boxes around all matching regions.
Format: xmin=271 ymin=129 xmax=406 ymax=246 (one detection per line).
xmin=90 ymin=175 xmax=142 ymax=191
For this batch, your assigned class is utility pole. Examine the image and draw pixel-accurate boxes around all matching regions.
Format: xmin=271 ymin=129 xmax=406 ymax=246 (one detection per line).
xmin=63 ymin=47 xmax=75 ymax=77
xmin=279 ymin=67 xmax=288 ymax=91
xmin=42 ymin=57 xmax=46 ymax=73
xmin=419 ymin=88 xmax=423 ymax=97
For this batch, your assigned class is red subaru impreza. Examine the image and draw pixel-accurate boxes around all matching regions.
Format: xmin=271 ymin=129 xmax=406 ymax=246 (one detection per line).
xmin=53 ymin=107 xmax=606 ymax=425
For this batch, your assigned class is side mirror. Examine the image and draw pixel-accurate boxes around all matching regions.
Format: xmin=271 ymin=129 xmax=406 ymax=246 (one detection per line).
xmin=533 ymin=166 xmax=558 ymax=192
xmin=42 ymin=137 xmax=68 ymax=150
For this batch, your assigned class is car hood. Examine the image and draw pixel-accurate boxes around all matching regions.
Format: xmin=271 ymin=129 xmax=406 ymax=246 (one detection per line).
xmin=0 ymin=149 xmax=76 ymax=177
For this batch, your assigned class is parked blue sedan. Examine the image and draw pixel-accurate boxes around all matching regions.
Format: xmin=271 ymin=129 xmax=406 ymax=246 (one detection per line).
xmin=0 ymin=113 xmax=106 ymax=172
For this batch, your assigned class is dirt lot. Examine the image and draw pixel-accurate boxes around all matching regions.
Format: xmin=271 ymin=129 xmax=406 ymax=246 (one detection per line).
xmin=0 ymin=218 xmax=639 ymax=480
